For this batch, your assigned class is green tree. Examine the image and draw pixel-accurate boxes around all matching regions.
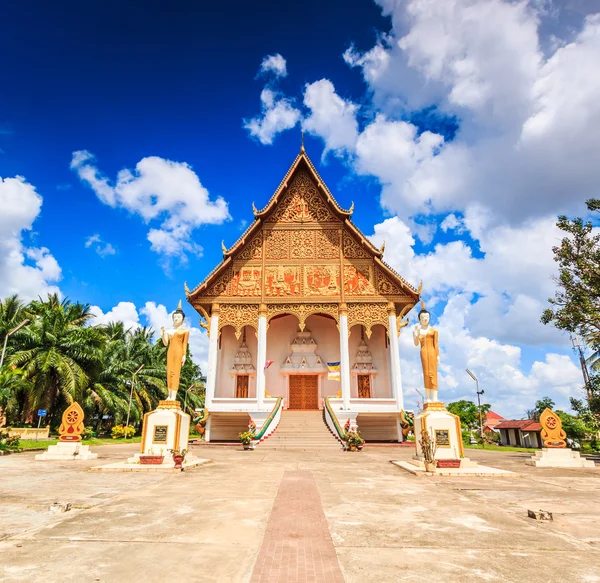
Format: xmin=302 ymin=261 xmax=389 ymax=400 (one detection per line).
xmin=9 ymin=294 xmax=104 ymax=425
xmin=86 ymin=324 xmax=167 ymax=430
xmin=447 ymin=399 xmax=491 ymax=430
xmin=531 ymin=397 xmax=555 ymax=421
xmin=541 ymin=199 xmax=600 ymax=343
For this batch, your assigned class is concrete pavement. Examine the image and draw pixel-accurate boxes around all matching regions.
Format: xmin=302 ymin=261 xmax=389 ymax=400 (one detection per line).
xmin=0 ymin=443 xmax=598 ymax=582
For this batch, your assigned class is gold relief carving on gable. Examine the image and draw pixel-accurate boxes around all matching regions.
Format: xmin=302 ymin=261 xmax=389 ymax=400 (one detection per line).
xmin=344 ymin=263 xmax=376 ymax=296
xmin=266 ymin=303 xmax=339 ymax=331
xmin=267 ymin=171 xmax=338 ymax=224
xmin=207 ymin=267 xmax=232 ymax=297
xmin=316 ymin=229 xmax=340 ymax=259
xmin=235 ymin=233 xmax=262 ymax=261
xmin=347 ymin=302 xmax=389 ymax=339
xmin=265 ymin=230 xmax=289 ymax=260
xmin=305 ymin=265 xmax=341 ymax=297
xmin=265 ymin=265 xmax=302 ymax=297
xmin=375 ymin=266 xmax=402 ymax=295
xmin=218 ymin=304 xmax=259 ymax=339
xmin=343 ymin=231 xmax=370 ymax=259
xmin=231 ymin=266 xmax=262 ymax=297
xmin=290 ymin=230 xmax=315 ymax=259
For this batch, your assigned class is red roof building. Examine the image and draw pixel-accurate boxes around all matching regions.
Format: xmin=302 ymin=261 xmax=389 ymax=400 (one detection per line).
xmin=495 ymin=419 xmax=542 ymax=448
xmin=483 ymin=410 xmax=504 ymax=432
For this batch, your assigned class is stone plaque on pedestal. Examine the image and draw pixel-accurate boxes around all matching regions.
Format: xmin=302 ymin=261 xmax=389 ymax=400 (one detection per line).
xmin=138 ymin=400 xmax=190 ymax=457
xmin=414 ymin=401 xmax=464 ymax=462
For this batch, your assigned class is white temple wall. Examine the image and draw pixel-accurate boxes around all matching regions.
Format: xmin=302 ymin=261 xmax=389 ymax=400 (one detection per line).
xmin=216 ymin=325 xmax=258 ymax=398
xmin=215 ymin=316 xmax=392 ymax=404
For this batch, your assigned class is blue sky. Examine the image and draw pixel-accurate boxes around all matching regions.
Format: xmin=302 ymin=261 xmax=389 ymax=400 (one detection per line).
xmin=2 ymin=0 xmax=599 ymax=417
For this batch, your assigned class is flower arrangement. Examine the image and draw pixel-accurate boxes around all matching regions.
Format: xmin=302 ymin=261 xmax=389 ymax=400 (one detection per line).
xmin=343 ymin=419 xmax=365 ymax=451
xmin=419 ymin=428 xmax=437 ymax=471
xmin=239 ymin=430 xmax=255 ymax=449
xmin=169 ymin=448 xmax=188 ymax=470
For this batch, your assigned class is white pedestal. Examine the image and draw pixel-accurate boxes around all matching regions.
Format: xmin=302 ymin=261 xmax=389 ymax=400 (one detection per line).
xmin=139 ymin=400 xmax=190 ymax=457
xmin=35 ymin=442 xmax=98 ymax=461
xmin=526 ymin=448 xmax=596 ymax=468
xmin=414 ymin=402 xmax=464 ymax=462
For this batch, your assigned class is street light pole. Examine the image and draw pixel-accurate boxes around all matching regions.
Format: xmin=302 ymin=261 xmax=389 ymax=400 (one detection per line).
xmin=571 ymin=335 xmax=592 ymax=402
xmin=183 ymin=383 xmax=197 ymax=413
xmin=466 ymin=369 xmax=485 ymax=440
xmin=125 ymin=364 xmax=144 ymax=438
xmin=0 ymin=319 xmax=30 ymax=369
xmin=415 ymin=389 xmax=424 ymax=413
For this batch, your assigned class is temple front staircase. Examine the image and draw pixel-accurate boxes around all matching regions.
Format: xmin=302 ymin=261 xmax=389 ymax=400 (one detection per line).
xmin=258 ymin=410 xmax=343 ymax=451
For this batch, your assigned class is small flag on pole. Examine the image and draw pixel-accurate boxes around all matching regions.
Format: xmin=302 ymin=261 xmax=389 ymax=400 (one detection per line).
xmin=327 ymin=362 xmax=341 ymax=381
xmin=264 ymin=360 xmax=274 ymax=370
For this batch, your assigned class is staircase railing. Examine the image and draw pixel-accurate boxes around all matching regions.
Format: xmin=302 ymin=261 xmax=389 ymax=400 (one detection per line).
xmin=252 ymin=396 xmax=283 ymax=443
xmin=324 ymin=396 xmax=346 ymax=444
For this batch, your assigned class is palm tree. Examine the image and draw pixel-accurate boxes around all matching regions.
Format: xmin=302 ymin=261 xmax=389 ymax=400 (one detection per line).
xmin=9 ymin=294 xmax=104 ymax=424
xmin=86 ymin=325 xmax=166 ymax=430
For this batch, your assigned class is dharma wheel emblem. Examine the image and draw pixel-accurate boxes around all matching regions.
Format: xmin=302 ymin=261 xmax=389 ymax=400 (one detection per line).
xmin=58 ymin=402 xmax=85 ymax=442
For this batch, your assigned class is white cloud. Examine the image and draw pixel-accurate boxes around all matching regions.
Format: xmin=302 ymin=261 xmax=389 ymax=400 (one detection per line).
xmin=85 ymin=234 xmax=117 ymax=257
xmin=71 ymin=151 xmax=230 ymax=263
xmin=259 ymin=53 xmax=288 ymax=78
xmin=90 ymin=301 xmax=141 ymax=332
xmin=90 ymin=300 xmax=208 ymax=374
xmin=0 ymin=175 xmax=62 ymax=300
xmin=370 ymin=214 xmax=566 ymax=347
xmin=141 ymin=301 xmax=208 ymax=373
xmin=399 ymin=293 xmax=582 ymax=417
xmin=243 ymin=88 xmax=301 ymax=145
xmin=303 ymin=80 xmax=359 ymax=155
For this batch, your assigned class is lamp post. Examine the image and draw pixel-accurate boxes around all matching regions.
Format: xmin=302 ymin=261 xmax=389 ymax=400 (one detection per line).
xmin=125 ymin=364 xmax=144 ymax=438
xmin=183 ymin=383 xmax=199 ymax=413
xmin=466 ymin=369 xmax=485 ymax=440
xmin=0 ymin=319 xmax=30 ymax=369
xmin=570 ymin=335 xmax=592 ymax=402
xmin=415 ymin=389 xmax=424 ymax=413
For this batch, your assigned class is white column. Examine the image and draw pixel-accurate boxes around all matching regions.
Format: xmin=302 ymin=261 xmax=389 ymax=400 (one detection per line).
xmin=256 ymin=305 xmax=267 ymax=410
xmin=388 ymin=308 xmax=405 ymax=412
xmin=339 ymin=306 xmax=351 ymax=410
xmin=205 ymin=305 xmax=220 ymax=409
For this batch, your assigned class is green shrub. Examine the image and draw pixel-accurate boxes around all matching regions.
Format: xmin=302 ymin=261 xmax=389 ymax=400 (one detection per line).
xmin=111 ymin=424 xmax=135 ymax=439
xmin=0 ymin=430 xmax=20 ymax=450
xmin=82 ymin=426 xmax=96 ymax=440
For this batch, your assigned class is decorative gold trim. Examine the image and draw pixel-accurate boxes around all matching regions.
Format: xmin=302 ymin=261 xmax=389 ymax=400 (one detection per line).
xmin=218 ymin=304 xmax=260 ymax=339
xmin=347 ymin=302 xmax=389 ymax=338
xmin=423 ymin=401 xmax=446 ymax=411
xmin=266 ymin=302 xmax=339 ymax=331
xmin=158 ymin=400 xmax=181 ymax=410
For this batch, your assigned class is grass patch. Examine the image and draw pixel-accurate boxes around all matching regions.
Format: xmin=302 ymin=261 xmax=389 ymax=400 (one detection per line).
xmin=12 ymin=436 xmax=141 ymax=451
xmin=465 ymin=444 xmax=537 ymax=453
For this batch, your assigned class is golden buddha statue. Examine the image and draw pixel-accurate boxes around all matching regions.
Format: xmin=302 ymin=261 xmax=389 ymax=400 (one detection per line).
xmin=161 ymin=300 xmax=190 ymax=401
xmin=412 ymin=302 xmax=439 ymax=402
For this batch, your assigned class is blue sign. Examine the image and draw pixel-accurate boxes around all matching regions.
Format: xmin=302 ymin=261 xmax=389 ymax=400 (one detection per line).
xmin=38 ymin=409 xmax=47 ymax=417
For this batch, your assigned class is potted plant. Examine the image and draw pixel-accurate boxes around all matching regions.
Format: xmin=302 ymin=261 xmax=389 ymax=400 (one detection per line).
xmin=419 ymin=428 xmax=437 ymax=472
xmin=139 ymin=448 xmax=165 ymax=465
xmin=239 ymin=431 xmax=255 ymax=450
xmin=344 ymin=427 xmax=365 ymax=452
xmin=170 ymin=448 xmax=187 ymax=470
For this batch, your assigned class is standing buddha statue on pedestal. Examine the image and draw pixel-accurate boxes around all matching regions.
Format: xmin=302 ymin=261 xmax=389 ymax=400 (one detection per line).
xmin=413 ymin=302 xmax=439 ymax=403
xmin=161 ymin=300 xmax=190 ymax=401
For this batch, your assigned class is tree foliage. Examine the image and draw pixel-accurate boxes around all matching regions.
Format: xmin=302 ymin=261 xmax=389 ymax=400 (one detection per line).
xmin=541 ymin=199 xmax=600 ymax=343
xmin=447 ymin=399 xmax=491 ymax=430
xmin=0 ymin=294 xmax=205 ymax=432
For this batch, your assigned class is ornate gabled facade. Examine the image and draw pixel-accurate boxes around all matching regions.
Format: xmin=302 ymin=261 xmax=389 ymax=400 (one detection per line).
xmin=187 ymin=147 xmax=420 ymax=442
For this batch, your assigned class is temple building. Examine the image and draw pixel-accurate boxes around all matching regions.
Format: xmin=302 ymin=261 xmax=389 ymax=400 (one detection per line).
xmin=186 ymin=146 xmax=420 ymax=443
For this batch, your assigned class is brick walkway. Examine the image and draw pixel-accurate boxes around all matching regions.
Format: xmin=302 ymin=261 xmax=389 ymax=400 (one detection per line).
xmin=250 ymin=470 xmax=344 ymax=583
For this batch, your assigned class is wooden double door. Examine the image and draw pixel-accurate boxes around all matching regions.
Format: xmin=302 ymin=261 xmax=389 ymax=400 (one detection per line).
xmin=288 ymin=375 xmax=319 ymax=410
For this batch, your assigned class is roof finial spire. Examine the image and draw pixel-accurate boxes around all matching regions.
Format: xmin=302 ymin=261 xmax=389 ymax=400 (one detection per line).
xmin=301 ymin=129 xmax=305 ymax=153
